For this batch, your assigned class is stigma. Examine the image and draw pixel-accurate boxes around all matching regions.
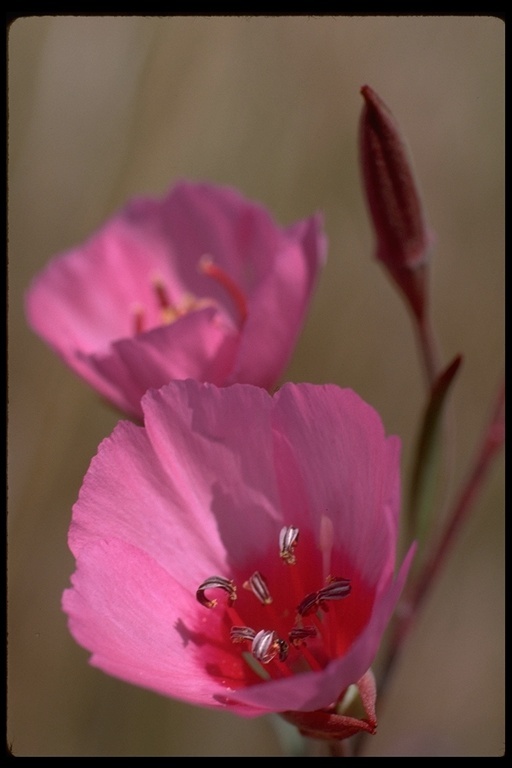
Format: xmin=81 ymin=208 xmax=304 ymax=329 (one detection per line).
xmin=196 ymin=526 xmax=351 ymax=679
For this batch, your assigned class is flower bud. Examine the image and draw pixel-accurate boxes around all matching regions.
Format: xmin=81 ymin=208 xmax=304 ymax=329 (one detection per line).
xmin=359 ymin=85 xmax=435 ymax=321
xmin=281 ymin=669 xmax=377 ymax=741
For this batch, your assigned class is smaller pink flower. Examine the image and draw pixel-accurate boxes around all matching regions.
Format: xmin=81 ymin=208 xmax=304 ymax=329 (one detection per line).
xmin=62 ymin=379 xmax=414 ymax=739
xmin=25 ymin=181 xmax=326 ymax=419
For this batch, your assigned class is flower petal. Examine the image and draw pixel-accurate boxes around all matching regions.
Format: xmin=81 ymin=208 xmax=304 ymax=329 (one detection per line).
xmin=140 ymin=380 xmax=285 ymax=573
xmin=68 ymin=418 xmax=230 ymax=585
xmin=69 ymin=381 xmax=285 ymax=586
xmin=272 ymin=383 xmax=401 ymax=586
xmin=85 ymin=308 xmax=239 ymax=417
xmin=63 ymin=538 xmax=262 ymax=715
xmin=228 ymin=212 xmax=327 ymax=388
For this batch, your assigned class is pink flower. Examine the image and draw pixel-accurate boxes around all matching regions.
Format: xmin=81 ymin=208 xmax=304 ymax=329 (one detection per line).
xmin=62 ymin=379 xmax=414 ymax=735
xmin=25 ymin=181 xmax=326 ymax=419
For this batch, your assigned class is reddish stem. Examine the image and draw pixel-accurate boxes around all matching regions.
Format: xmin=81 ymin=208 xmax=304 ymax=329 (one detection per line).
xmin=410 ymin=379 xmax=504 ymax=612
xmin=415 ymin=312 xmax=441 ymax=390
xmin=380 ymin=379 xmax=505 ymax=693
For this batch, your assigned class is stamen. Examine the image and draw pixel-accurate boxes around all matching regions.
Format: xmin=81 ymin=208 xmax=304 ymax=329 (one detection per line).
xmin=230 ymin=626 xmax=256 ymax=645
xmin=243 ymin=571 xmax=273 ymax=605
xmin=196 ymin=576 xmax=237 ymax=609
xmin=316 ymin=577 xmax=351 ymax=612
xmin=279 ymin=525 xmax=299 ymax=565
xmin=153 ymin=279 xmax=172 ymax=311
xmin=195 ymin=534 xmax=352 ymax=680
xmin=152 ymin=279 xmax=181 ymax=323
xmin=289 ymin=626 xmax=323 ymax=672
xmin=252 ymin=629 xmax=288 ymax=664
xmin=289 ymin=626 xmax=317 ymax=647
xmin=297 ymin=590 xmax=321 ymax=617
xmin=199 ymin=255 xmax=248 ymax=326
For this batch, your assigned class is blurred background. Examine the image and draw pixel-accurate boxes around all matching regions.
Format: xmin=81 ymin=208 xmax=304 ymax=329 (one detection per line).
xmin=8 ymin=16 xmax=504 ymax=756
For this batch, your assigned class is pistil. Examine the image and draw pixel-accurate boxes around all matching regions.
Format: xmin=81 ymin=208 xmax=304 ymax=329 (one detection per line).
xmin=199 ymin=255 xmax=248 ymax=326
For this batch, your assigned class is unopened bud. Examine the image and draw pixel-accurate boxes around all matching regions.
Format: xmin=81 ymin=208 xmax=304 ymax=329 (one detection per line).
xmin=359 ymin=85 xmax=435 ymax=321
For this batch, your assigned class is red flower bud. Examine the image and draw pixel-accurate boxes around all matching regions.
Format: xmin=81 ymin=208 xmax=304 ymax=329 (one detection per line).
xmin=282 ymin=669 xmax=377 ymax=742
xmin=359 ymin=85 xmax=435 ymax=322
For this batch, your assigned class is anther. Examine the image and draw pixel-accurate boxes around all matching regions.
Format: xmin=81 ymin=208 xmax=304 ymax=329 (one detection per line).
xmin=313 ymin=578 xmax=351 ymax=614
xmin=153 ymin=279 xmax=172 ymax=312
xmin=152 ymin=278 xmax=181 ymax=323
xmin=279 ymin=525 xmax=299 ymax=565
xmin=243 ymin=571 xmax=273 ymax=605
xmin=230 ymin=626 xmax=256 ymax=644
xmin=196 ymin=576 xmax=237 ymax=609
xmin=289 ymin=626 xmax=317 ymax=647
xmin=252 ymin=629 xmax=288 ymax=664
xmin=317 ymin=577 xmax=351 ymax=608
xmin=297 ymin=591 xmax=321 ymax=617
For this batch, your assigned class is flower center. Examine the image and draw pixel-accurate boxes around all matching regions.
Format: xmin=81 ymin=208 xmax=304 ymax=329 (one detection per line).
xmin=132 ymin=257 xmax=248 ymax=335
xmin=196 ymin=526 xmax=352 ymax=681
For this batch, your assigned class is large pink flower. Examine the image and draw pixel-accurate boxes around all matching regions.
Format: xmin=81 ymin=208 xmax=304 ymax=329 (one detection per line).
xmin=63 ymin=379 xmax=414 ymax=733
xmin=25 ymin=181 xmax=326 ymax=419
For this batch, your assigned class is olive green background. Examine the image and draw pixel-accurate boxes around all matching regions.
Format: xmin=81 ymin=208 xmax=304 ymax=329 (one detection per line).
xmin=8 ymin=16 xmax=504 ymax=756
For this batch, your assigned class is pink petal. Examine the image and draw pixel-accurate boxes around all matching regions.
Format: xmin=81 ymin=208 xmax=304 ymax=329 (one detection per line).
xmin=140 ymin=380 xmax=285 ymax=572
xmin=25 ymin=213 xmax=180 ymax=353
xmin=63 ymin=538 xmax=262 ymax=715
xmin=272 ymin=383 xmax=401 ymax=586
xmin=85 ymin=308 xmax=239 ymax=418
xmin=231 ymin=213 xmax=327 ymax=388
xmin=69 ymin=381 xmax=284 ymax=585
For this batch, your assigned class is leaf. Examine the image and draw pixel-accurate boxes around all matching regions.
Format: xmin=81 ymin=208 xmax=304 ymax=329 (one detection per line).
xmin=408 ymin=354 xmax=463 ymax=548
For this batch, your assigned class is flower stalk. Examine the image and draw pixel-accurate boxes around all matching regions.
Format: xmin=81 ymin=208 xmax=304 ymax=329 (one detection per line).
xmin=378 ymin=378 xmax=505 ymax=697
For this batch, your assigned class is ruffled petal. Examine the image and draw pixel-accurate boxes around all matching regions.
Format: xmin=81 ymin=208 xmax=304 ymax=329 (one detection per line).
xmin=85 ymin=308 xmax=239 ymax=418
xmin=63 ymin=538 xmax=263 ymax=715
xmin=230 ymin=213 xmax=327 ymax=389
xmin=272 ymin=383 xmax=401 ymax=586
xmin=69 ymin=381 xmax=285 ymax=586
xmin=68 ymin=419 xmax=230 ymax=585
xmin=25 ymin=213 xmax=181 ymax=353
xmin=141 ymin=380 xmax=284 ymax=573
